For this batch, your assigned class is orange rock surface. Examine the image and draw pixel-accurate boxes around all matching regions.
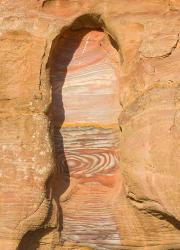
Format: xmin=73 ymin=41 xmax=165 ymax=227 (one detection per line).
xmin=0 ymin=1 xmax=180 ymax=250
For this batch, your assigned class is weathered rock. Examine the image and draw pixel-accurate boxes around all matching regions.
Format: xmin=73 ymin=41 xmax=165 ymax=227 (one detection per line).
xmin=48 ymin=29 xmax=121 ymax=249
xmin=0 ymin=1 xmax=180 ymax=249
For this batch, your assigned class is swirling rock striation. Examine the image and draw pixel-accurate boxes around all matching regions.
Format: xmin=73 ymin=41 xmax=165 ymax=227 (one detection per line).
xmin=49 ymin=29 xmax=121 ymax=249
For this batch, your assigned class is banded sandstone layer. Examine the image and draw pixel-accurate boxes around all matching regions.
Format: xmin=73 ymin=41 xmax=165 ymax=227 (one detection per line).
xmin=0 ymin=1 xmax=180 ymax=250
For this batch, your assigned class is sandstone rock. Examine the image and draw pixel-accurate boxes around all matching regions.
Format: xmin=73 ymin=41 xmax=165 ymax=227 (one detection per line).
xmin=0 ymin=1 xmax=180 ymax=250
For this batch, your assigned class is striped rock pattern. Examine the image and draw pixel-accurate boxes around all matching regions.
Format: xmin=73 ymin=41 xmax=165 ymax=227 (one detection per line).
xmin=49 ymin=29 xmax=121 ymax=249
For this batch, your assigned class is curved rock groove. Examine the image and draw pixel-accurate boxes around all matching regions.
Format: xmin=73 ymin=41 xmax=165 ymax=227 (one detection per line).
xmin=48 ymin=26 xmax=121 ymax=249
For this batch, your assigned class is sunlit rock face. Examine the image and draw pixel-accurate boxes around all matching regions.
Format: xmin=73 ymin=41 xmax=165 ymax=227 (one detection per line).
xmin=0 ymin=31 xmax=53 ymax=250
xmin=0 ymin=1 xmax=180 ymax=250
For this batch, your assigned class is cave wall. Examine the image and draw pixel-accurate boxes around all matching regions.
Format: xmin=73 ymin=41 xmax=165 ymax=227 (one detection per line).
xmin=0 ymin=0 xmax=180 ymax=249
xmin=48 ymin=28 xmax=121 ymax=250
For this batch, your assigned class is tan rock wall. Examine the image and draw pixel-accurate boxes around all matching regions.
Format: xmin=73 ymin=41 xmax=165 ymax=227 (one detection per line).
xmin=0 ymin=1 xmax=180 ymax=249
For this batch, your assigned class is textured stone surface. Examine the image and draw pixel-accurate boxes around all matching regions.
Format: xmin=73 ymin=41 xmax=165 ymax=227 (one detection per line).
xmin=0 ymin=0 xmax=180 ymax=249
xmin=48 ymin=29 xmax=121 ymax=249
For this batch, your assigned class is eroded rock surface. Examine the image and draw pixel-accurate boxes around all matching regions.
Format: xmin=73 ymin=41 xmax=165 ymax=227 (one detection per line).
xmin=48 ymin=28 xmax=121 ymax=249
xmin=0 ymin=0 xmax=180 ymax=249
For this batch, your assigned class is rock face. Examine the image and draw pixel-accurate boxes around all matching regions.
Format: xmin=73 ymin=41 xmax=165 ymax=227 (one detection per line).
xmin=49 ymin=28 xmax=121 ymax=249
xmin=0 ymin=1 xmax=180 ymax=250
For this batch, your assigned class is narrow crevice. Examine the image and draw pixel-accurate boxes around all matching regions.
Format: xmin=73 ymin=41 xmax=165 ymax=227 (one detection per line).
xmin=148 ymin=210 xmax=180 ymax=231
